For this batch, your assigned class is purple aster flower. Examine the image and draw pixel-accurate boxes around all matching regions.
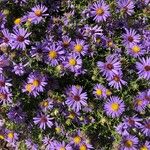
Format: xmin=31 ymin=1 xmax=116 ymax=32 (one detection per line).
xmin=97 ymin=54 xmax=121 ymax=78
xmin=93 ymin=84 xmax=107 ymax=99
xmin=25 ymin=139 xmax=38 ymax=150
xmin=7 ymin=105 xmax=26 ymax=124
xmin=0 ymin=74 xmax=11 ymax=92
xmin=104 ymin=96 xmax=125 ymax=118
xmin=1 ymin=29 xmax=12 ymax=46
xmin=28 ymin=5 xmax=48 ymax=24
xmin=133 ymin=92 xmax=148 ymax=112
xmin=139 ymin=141 xmax=150 ymax=150
xmin=5 ymin=130 xmax=18 ymax=146
xmin=127 ymin=43 xmax=146 ymax=58
xmin=116 ymin=122 xmax=129 ymax=136
xmin=39 ymin=98 xmax=53 ymax=112
xmin=78 ymin=142 xmax=93 ymax=150
xmin=11 ymin=27 xmax=31 ymax=50
xmin=65 ymin=85 xmax=88 ymax=112
xmin=107 ymin=72 xmax=127 ymax=90
xmin=27 ymin=71 xmax=47 ymax=92
xmin=0 ymin=90 xmax=12 ymax=105
xmin=63 ymin=53 xmax=82 ymax=73
xmin=54 ymin=141 xmax=73 ymax=150
xmin=71 ymin=39 xmax=88 ymax=56
xmin=136 ymin=57 xmax=150 ymax=80
xmin=43 ymin=43 xmax=64 ymax=67
xmin=140 ymin=119 xmax=150 ymax=137
xmin=123 ymin=115 xmax=142 ymax=128
xmin=122 ymin=28 xmax=140 ymax=46
xmin=12 ymin=62 xmax=28 ymax=76
xmin=84 ymin=25 xmax=103 ymax=42
xmin=60 ymin=35 xmax=71 ymax=49
xmin=120 ymin=135 xmax=139 ymax=150
xmin=117 ymin=0 xmax=135 ymax=16
xmin=69 ymin=130 xmax=84 ymax=146
xmin=22 ymin=82 xmax=37 ymax=97
xmin=42 ymin=137 xmax=56 ymax=150
xmin=33 ymin=113 xmax=53 ymax=130
xmin=90 ymin=0 xmax=110 ymax=22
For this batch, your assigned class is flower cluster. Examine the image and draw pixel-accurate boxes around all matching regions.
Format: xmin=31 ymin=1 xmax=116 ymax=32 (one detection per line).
xmin=0 ymin=0 xmax=149 ymax=149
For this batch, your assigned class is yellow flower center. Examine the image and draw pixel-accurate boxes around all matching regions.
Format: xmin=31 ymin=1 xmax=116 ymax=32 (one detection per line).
xmin=33 ymin=80 xmax=39 ymax=87
xmin=73 ymin=136 xmax=82 ymax=144
xmin=79 ymin=144 xmax=87 ymax=150
xmin=14 ymin=18 xmax=21 ymax=25
xmin=108 ymin=41 xmax=113 ymax=47
xmin=106 ymin=89 xmax=112 ymax=96
xmin=59 ymin=147 xmax=66 ymax=150
xmin=49 ymin=50 xmax=57 ymax=59
xmin=111 ymin=103 xmax=119 ymax=111
xmin=8 ymin=132 xmax=14 ymax=139
xmin=69 ymin=58 xmax=76 ymax=66
xmin=43 ymin=100 xmax=49 ymax=107
xmin=34 ymin=10 xmax=42 ymax=17
xmin=140 ymin=146 xmax=148 ymax=150
xmin=96 ymin=89 xmax=102 ymax=96
xmin=96 ymin=8 xmax=104 ymax=15
xmin=136 ymin=99 xmax=143 ymax=106
xmin=0 ymin=135 xmax=4 ymax=140
xmin=74 ymin=44 xmax=83 ymax=52
xmin=125 ymin=140 xmax=133 ymax=147
xmin=132 ymin=45 xmax=140 ymax=53
xmin=25 ymin=83 xmax=33 ymax=93
xmin=0 ymin=93 xmax=6 ymax=100
xmin=55 ymin=127 xmax=61 ymax=133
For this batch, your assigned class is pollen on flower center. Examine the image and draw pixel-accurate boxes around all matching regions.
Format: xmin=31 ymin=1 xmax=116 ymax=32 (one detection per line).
xmin=49 ymin=50 xmax=57 ymax=59
xmin=96 ymin=89 xmax=102 ymax=96
xmin=59 ymin=147 xmax=66 ymax=150
xmin=25 ymin=83 xmax=33 ymax=93
xmin=111 ymin=102 xmax=119 ymax=111
xmin=132 ymin=45 xmax=140 ymax=53
xmin=136 ymin=99 xmax=142 ymax=106
xmin=73 ymin=136 xmax=82 ymax=144
xmin=33 ymin=79 xmax=39 ymax=87
xmin=35 ymin=9 xmax=42 ymax=17
xmin=96 ymin=8 xmax=104 ymax=15
xmin=17 ymin=36 xmax=24 ymax=42
xmin=43 ymin=100 xmax=49 ymax=107
xmin=113 ymin=75 xmax=120 ymax=82
xmin=69 ymin=58 xmax=76 ymax=66
xmin=14 ymin=18 xmax=21 ymax=25
xmin=0 ymin=135 xmax=4 ymax=140
xmin=140 ymin=146 xmax=148 ymax=150
xmin=8 ymin=132 xmax=14 ymax=139
xmin=125 ymin=140 xmax=133 ymax=147
xmin=74 ymin=44 xmax=83 ymax=52
xmin=144 ymin=65 xmax=150 ymax=71
xmin=79 ymin=144 xmax=87 ymax=150
xmin=0 ymin=93 xmax=6 ymax=100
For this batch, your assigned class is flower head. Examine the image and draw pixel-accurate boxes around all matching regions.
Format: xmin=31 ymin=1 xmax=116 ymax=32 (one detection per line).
xmin=104 ymin=96 xmax=125 ymax=118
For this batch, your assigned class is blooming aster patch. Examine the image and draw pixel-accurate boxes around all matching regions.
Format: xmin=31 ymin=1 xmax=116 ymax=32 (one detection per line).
xmin=0 ymin=0 xmax=150 ymax=149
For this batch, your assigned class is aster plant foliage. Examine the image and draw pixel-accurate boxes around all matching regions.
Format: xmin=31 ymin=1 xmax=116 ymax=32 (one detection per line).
xmin=0 ymin=0 xmax=150 ymax=150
